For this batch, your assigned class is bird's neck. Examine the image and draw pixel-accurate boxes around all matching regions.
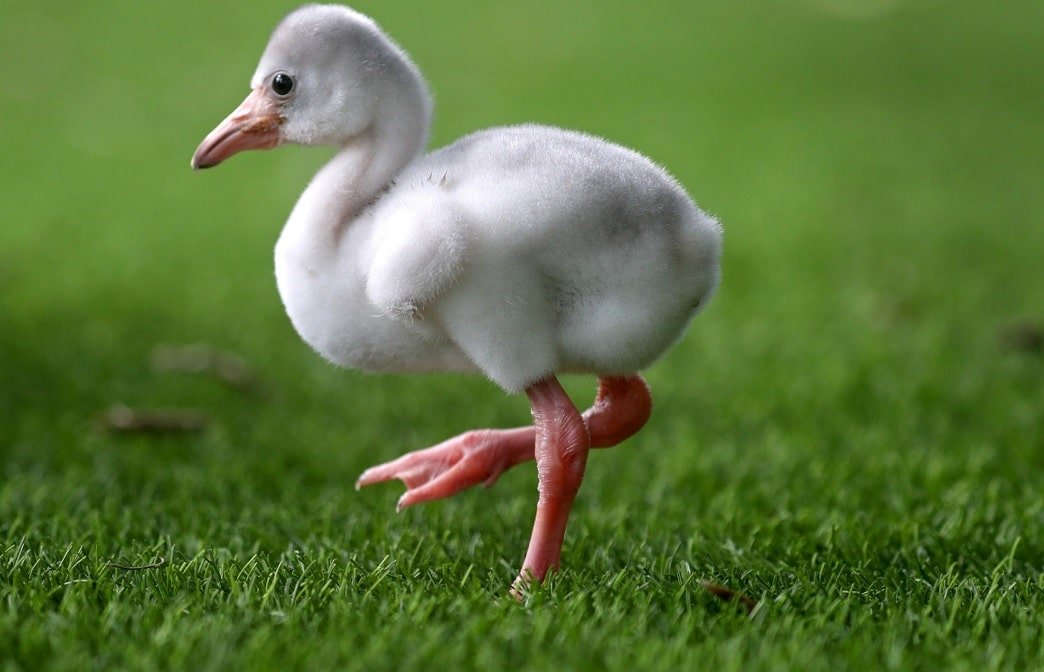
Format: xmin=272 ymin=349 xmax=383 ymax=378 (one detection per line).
xmin=294 ymin=132 xmax=422 ymax=238
xmin=284 ymin=71 xmax=432 ymax=249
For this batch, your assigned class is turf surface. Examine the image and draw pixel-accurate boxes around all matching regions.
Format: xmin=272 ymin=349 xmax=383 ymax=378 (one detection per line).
xmin=2 ymin=0 xmax=1043 ymax=669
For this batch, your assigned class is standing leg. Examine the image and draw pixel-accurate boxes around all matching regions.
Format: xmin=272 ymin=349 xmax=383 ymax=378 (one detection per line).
xmin=515 ymin=376 xmax=591 ymax=587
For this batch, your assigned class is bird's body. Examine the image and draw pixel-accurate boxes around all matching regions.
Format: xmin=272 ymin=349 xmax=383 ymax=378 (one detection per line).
xmin=192 ymin=4 xmax=722 ymax=592
xmin=276 ymin=124 xmax=720 ymax=391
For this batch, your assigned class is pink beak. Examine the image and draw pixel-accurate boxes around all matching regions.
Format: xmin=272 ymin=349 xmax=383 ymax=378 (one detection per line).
xmin=191 ymin=89 xmax=284 ymax=170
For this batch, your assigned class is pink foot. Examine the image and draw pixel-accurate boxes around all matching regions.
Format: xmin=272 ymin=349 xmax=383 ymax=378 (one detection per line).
xmin=356 ymin=427 xmax=535 ymax=511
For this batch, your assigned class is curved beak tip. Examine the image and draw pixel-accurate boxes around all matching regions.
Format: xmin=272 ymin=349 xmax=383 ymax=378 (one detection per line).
xmin=189 ymin=148 xmax=216 ymax=171
xmin=190 ymin=89 xmax=283 ymax=172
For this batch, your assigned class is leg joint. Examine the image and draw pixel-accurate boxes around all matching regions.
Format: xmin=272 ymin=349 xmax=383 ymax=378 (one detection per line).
xmin=585 ymin=376 xmax=652 ymax=448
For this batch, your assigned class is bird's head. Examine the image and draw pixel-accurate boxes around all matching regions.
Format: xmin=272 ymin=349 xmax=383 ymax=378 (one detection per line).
xmin=191 ymin=4 xmax=428 ymax=170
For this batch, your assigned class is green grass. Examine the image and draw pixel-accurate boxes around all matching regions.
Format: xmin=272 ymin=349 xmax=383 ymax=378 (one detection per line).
xmin=2 ymin=0 xmax=1043 ymax=669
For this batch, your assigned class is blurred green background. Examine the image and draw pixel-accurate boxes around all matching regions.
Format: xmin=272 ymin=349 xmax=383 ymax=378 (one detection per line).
xmin=2 ymin=1 xmax=1042 ymax=670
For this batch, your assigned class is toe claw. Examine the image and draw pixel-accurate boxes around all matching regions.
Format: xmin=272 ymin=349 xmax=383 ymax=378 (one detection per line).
xmin=355 ymin=468 xmax=380 ymax=489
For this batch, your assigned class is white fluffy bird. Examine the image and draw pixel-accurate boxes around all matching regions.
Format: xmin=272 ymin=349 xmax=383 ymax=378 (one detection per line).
xmin=192 ymin=4 xmax=722 ymax=591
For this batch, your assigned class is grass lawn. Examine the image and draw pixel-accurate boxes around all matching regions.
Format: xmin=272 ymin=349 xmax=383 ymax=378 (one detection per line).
xmin=2 ymin=0 xmax=1043 ymax=669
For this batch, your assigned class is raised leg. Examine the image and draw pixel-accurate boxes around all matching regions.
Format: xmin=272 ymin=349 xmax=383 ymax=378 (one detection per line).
xmin=584 ymin=375 xmax=652 ymax=448
xmin=355 ymin=376 xmax=651 ymax=507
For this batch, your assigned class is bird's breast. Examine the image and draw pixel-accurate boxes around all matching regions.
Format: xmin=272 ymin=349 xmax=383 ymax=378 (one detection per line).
xmin=273 ymin=223 xmax=472 ymax=374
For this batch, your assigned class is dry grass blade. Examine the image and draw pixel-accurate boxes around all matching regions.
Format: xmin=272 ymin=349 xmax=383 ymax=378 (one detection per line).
xmin=102 ymin=405 xmax=208 ymax=434
xmin=700 ymin=580 xmax=758 ymax=616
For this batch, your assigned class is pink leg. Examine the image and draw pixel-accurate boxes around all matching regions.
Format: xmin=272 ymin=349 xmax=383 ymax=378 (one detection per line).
xmin=514 ymin=376 xmax=652 ymax=589
xmin=356 ymin=376 xmax=651 ymax=509
xmin=584 ymin=376 xmax=652 ymax=448
xmin=356 ymin=376 xmax=652 ymax=588
xmin=515 ymin=376 xmax=590 ymax=587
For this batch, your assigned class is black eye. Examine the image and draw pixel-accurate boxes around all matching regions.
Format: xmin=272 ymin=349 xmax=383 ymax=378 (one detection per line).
xmin=271 ymin=72 xmax=294 ymax=96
